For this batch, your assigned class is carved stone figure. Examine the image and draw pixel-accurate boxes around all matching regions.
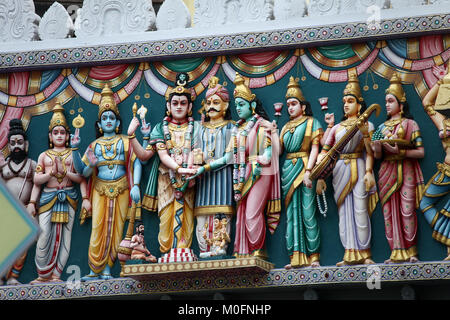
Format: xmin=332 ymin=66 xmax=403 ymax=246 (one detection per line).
xmin=199 ymin=214 xmax=231 ymax=258
xmin=130 ymin=223 xmax=157 ymax=262
xmin=371 ymin=73 xmax=424 ymax=264
xmin=420 ymin=66 xmax=450 ymax=261
xmin=316 ymin=74 xmax=378 ymax=266
xmin=191 ymin=73 xmax=281 ymax=260
xmin=280 ymin=77 xmax=323 ymax=269
xmin=27 ymin=104 xmax=90 ymax=284
xmin=0 ymin=119 xmax=36 ymax=285
xmin=193 ymin=76 xmax=234 ymax=257
xmin=72 ymin=84 xmax=142 ymax=280
xmin=128 ymin=72 xmax=199 ymax=263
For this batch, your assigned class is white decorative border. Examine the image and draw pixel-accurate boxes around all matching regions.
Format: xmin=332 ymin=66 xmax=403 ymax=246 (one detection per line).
xmin=1 ymin=261 xmax=449 ymax=300
xmin=0 ymin=13 xmax=448 ymax=72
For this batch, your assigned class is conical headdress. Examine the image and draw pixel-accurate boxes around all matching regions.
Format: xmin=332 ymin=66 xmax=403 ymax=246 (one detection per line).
xmin=285 ymin=76 xmax=305 ymax=102
xmin=49 ymin=103 xmax=69 ymax=132
xmin=343 ymin=73 xmax=364 ymax=102
xmin=98 ymin=84 xmax=119 ymax=118
xmin=385 ymin=72 xmax=406 ymax=103
xmin=233 ymin=72 xmax=256 ymax=102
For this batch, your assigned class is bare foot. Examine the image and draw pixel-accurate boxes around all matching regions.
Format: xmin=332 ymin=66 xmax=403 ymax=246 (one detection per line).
xmin=30 ymin=277 xmax=50 ymax=285
xmin=51 ymin=274 xmax=63 ymax=282
xmin=284 ymin=264 xmax=293 ymax=270
xmin=310 ymin=261 xmax=320 ymax=268
xmin=363 ymin=258 xmax=375 ymax=265
xmin=336 ymin=261 xmax=347 ymax=267
xmin=384 ymin=259 xmax=394 ymax=264
xmin=409 ymin=256 xmax=419 ymax=263
xmin=444 ymin=255 xmax=450 ymax=261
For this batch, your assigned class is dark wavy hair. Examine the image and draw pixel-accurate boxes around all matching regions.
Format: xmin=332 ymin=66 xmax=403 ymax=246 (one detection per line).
xmin=251 ymin=97 xmax=270 ymax=121
xmin=386 ymin=96 xmax=413 ymax=120
xmin=288 ymin=98 xmax=313 ymax=117
xmin=8 ymin=119 xmax=27 ymax=140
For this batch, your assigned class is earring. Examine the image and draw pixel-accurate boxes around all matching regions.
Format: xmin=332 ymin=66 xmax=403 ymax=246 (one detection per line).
xmin=188 ymin=110 xmax=192 ymax=117
xmin=50 ymin=141 xmax=53 ymax=148
xmin=115 ymin=127 xmax=119 ymax=133
xmin=166 ymin=110 xmax=171 ymax=116
xmin=252 ymin=108 xmax=255 ymax=115
xmin=99 ymin=127 xmax=103 ymax=134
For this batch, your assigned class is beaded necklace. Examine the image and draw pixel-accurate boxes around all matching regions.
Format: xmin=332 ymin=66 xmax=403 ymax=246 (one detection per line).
xmin=232 ymin=114 xmax=259 ymax=201
xmin=162 ymin=116 xmax=195 ymax=193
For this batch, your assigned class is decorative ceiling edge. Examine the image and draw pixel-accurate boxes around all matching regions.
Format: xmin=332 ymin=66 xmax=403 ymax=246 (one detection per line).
xmin=1 ymin=261 xmax=449 ymax=300
xmin=0 ymin=13 xmax=449 ymax=73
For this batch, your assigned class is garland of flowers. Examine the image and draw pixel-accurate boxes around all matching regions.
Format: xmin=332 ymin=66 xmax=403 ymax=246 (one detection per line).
xmin=232 ymin=114 xmax=259 ymax=201
xmin=162 ymin=115 xmax=195 ymax=196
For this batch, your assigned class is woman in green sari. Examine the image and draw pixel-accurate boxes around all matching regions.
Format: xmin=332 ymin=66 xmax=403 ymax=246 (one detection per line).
xmin=280 ymin=77 xmax=324 ymax=269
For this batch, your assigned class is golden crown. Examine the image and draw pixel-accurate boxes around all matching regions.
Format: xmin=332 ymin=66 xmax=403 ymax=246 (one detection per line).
xmin=385 ymin=72 xmax=406 ymax=103
xmin=98 ymin=84 xmax=119 ymax=118
xmin=165 ymin=74 xmax=194 ymax=101
xmin=233 ymin=72 xmax=256 ymax=102
xmin=343 ymin=73 xmax=364 ymax=102
xmin=49 ymin=103 xmax=69 ymax=132
xmin=285 ymin=76 xmax=305 ymax=102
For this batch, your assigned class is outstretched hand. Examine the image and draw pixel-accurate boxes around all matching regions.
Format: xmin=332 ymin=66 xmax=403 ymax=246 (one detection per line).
xmin=85 ymin=147 xmax=98 ymax=167
xmin=186 ymin=166 xmax=204 ymax=181
xmin=140 ymin=119 xmax=151 ymax=137
xmin=70 ymin=128 xmax=81 ymax=148
xmin=128 ymin=117 xmax=140 ymax=136
xmin=130 ymin=185 xmax=140 ymax=203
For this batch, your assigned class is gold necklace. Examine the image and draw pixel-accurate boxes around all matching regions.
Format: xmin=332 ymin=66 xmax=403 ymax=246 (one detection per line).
xmin=340 ymin=118 xmax=358 ymax=128
xmin=203 ymin=120 xmax=230 ymax=130
xmin=285 ymin=116 xmax=307 ymax=134
xmin=100 ymin=137 xmax=121 ymax=160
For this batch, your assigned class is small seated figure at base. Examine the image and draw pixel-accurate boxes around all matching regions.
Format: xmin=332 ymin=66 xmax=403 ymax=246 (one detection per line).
xmin=199 ymin=214 xmax=231 ymax=259
xmin=130 ymin=223 xmax=157 ymax=263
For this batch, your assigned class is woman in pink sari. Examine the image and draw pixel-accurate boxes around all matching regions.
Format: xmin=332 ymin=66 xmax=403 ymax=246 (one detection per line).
xmin=371 ymin=73 xmax=424 ymax=263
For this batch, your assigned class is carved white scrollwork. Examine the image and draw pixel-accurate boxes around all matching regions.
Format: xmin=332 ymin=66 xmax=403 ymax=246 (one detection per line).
xmin=389 ymin=0 xmax=424 ymax=7
xmin=307 ymin=0 xmax=340 ymax=16
xmin=156 ymin=0 xmax=191 ymax=30
xmin=274 ymin=0 xmax=307 ymax=20
xmin=0 ymin=0 xmax=40 ymax=42
xmin=239 ymin=0 xmax=274 ymax=22
xmin=39 ymin=2 xmax=74 ymax=40
xmin=74 ymin=0 xmax=156 ymax=38
xmin=193 ymin=0 xmax=227 ymax=28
